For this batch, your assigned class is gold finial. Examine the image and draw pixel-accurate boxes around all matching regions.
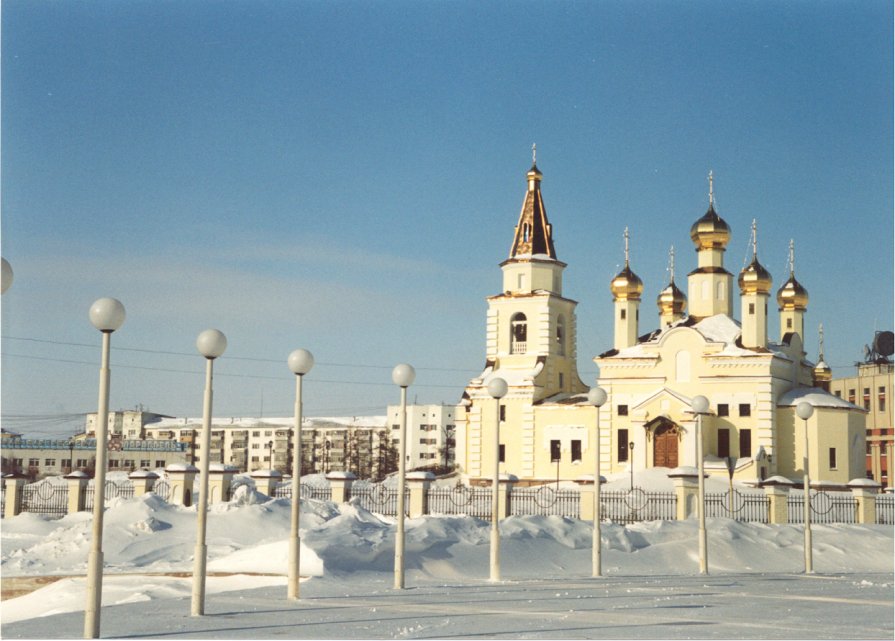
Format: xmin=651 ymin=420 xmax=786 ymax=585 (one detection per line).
xmin=532 ymin=143 xmax=537 ymax=165
xmin=708 ymin=170 xmax=714 ymax=206
xmin=623 ymin=227 xmax=630 ymax=266
xmin=818 ymin=323 xmax=825 ymax=360
xmin=669 ymin=245 xmax=675 ymax=282
xmin=788 ymin=239 xmax=795 ymax=275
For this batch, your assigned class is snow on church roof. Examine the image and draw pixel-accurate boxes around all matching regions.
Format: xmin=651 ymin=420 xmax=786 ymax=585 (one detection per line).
xmin=777 ymin=387 xmax=863 ymax=411
xmin=475 ymin=361 xmax=545 ymax=387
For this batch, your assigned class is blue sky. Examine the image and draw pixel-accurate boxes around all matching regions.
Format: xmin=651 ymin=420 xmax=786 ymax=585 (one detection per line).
xmin=2 ymin=0 xmax=892 ymax=437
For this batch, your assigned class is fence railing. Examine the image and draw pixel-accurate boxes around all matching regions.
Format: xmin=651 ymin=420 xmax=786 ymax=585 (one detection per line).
xmin=84 ymin=480 xmax=136 ymax=510
xmin=600 ymin=489 xmax=677 ymax=524
xmin=877 ymin=494 xmax=894 ymax=525
xmin=787 ymin=491 xmax=857 ymax=524
xmin=272 ymin=482 xmax=333 ymax=501
xmin=706 ymin=490 xmax=770 ymax=523
xmin=428 ymin=485 xmax=492 ymax=518
xmin=509 ymin=486 xmax=580 ymax=518
xmin=22 ymin=482 xmax=68 ymax=516
xmin=347 ymin=482 xmax=409 ymax=516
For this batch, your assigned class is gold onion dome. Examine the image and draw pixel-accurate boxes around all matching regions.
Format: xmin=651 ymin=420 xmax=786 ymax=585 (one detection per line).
xmin=813 ymin=359 xmax=832 ymax=381
xmin=611 ymin=264 xmax=643 ymax=301
xmin=776 ymin=274 xmax=809 ymax=310
xmin=738 ymin=256 xmax=773 ymax=295
xmin=690 ymin=203 xmax=731 ymax=250
xmin=657 ymin=280 xmax=687 ymax=315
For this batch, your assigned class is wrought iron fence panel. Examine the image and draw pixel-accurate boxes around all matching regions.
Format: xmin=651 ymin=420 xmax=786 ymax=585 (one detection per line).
xmin=600 ymin=489 xmax=677 ymax=524
xmin=787 ymin=491 xmax=857 ymax=524
xmin=271 ymin=482 xmax=332 ymax=501
xmin=22 ymin=482 xmax=68 ymax=516
xmin=705 ymin=490 xmax=769 ymax=523
xmin=427 ymin=485 xmax=492 ymax=518
xmin=273 ymin=482 xmax=291 ymax=498
xmin=877 ymin=495 xmax=894 ymax=525
xmin=85 ymin=480 xmax=136 ymax=509
xmin=1 ymin=479 xmax=6 ymax=518
xmin=151 ymin=479 xmax=172 ymax=502
xmin=347 ymin=482 xmax=409 ymax=516
xmin=509 ymin=486 xmax=581 ymax=518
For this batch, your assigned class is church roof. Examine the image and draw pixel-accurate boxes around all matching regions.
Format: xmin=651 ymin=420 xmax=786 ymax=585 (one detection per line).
xmin=777 ymin=387 xmax=864 ymax=411
xmin=508 ymin=162 xmax=557 ymax=260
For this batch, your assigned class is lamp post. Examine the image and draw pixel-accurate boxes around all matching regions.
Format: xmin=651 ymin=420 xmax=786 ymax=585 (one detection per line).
xmin=84 ymin=297 xmax=126 ymax=639
xmin=587 ymin=387 xmax=607 ymax=577
xmin=391 ymin=363 xmax=415 ymax=590
xmin=287 ymin=348 xmax=313 ymax=600
xmin=796 ymin=400 xmax=815 ymax=574
xmin=68 ymin=439 xmax=76 ymax=474
xmin=268 ymin=441 xmax=274 ymax=471
xmin=691 ymin=395 xmax=710 ymax=575
xmin=1 ymin=257 xmax=12 ymax=294
xmin=487 ymin=377 xmax=508 ymax=582
xmin=628 ymin=442 xmax=635 ymax=491
xmin=191 ymin=329 xmax=227 ymax=617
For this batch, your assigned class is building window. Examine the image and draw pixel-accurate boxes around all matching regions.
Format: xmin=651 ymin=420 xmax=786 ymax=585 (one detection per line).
xmin=748 ymin=302 xmax=755 ymax=315
xmin=264 ymin=430 xmax=272 ymax=437
xmin=45 ymin=458 xmax=56 ymax=467
xmin=879 ymin=386 xmax=886 ymax=412
xmin=559 ymin=373 xmax=564 ymax=389
xmin=620 ymin=309 xmax=626 ymax=320
xmin=829 ymin=447 xmax=837 ymax=469
xmin=786 ymin=318 xmax=793 ymax=329
xmin=556 ymin=316 xmax=565 ymax=356
xmin=848 ymin=389 xmax=855 ymax=404
xmin=617 ymin=429 xmax=629 ymax=462
xmin=511 ymin=312 xmax=528 ymax=354
xmin=392 ymin=424 xmax=400 ymax=430
xmin=618 ymin=405 xmax=628 ymax=416
xmin=252 ymin=431 xmax=260 ymax=437
xmin=499 ymin=405 xmax=506 ymax=422
xmin=739 ymin=429 xmax=752 ymax=458
xmin=77 ymin=459 xmax=89 ymax=468
xmin=863 ymin=388 xmax=871 ymax=411
xmin=550 ymin=440 xmax=561 ymax=462
xmin=156 ymin=460 xmax=165 ymax=468
xmin=140 ymin=460 xmax=150 ymax=468
xmin=834 ymin=390 xmax=841 ymax=398
xmin=62 ymin=458 xmax=72 ymax=469
xmin=738 ymin=403 xmax=751 ymax=417
xmin=717 ymin=404 xmax=729 ymax=417
xmin=718 ymin=429 xmax=730 ymax=458
xmin=571 ymin=440 xmax=582 ymax=463
xmin=109 ymin=460 xmax=120 ymax=468
xmin=499 ymin=444 xmax=505 ymax=463
xmin=123 ymin=460 xmax=134 ymax=468
xmin=28 ymin=458 xmax=39 ymax=467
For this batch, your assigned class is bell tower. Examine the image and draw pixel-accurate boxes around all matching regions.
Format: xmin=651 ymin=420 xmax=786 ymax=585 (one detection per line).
xmin=687 ymin=171 xmax=734 ymax=319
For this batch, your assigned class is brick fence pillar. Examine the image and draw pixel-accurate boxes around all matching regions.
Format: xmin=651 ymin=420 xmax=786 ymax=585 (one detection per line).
xmin=760 ymin=476 xmax=794 ymax=524
xmin=848 ymin=478 xmax=882 ymax=524
xmin=406 ymin=471 xmax=435 ymax=518
xmin=668 ymin=467 xmax=701 ymax=520
xmin=209 ymin=464 xmax=238 ymax=502
xmin=65 ymin=471 xmax=90 ymax=514
xmin=128 ymin=471 xmax=158 ymax=498
xmin=165 ymin=464 xmax=199 ymax=506
xmin=4 ymin=475 xmax=27 ymax=518
xmin=326 ymin=471 xmax=357 ymax=503
xmin=251 ymin=469 xmax=283 ymax=498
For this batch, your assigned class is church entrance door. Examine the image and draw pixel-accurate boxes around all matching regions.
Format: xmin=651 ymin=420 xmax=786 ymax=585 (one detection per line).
xmin=653 ymin=423 xmax=679 ymax=468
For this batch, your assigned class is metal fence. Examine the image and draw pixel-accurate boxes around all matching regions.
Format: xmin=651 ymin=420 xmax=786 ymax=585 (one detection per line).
xmin=876 ymin=494 xmax=893 ymax=525
xmin=601 ymin=489 xmax=677 ymax=524
xmin=706 ymin=490 xmax=770 ymax=523
xmin=22 ymin=482 xmax=68 ymax=516
xmin=787 ymin=491 xmax=857 ymax=524
xmin=272 ymin=482 xmax=333 ymax=501
xmin=348 ymin=482 xmax=409 ymax=516
xmin=428 ymin=485 xmax=493 ymax=518
xmin=84 ymin=480 xmax=136 ymax=510
xmin=509 ymin=486 xmax=581 ymax=518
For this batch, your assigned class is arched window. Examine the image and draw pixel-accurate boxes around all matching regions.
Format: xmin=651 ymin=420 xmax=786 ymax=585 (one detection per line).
xmin=675 ymin=350 xmax=691 ymax=382
xmin=511 ymin=313 xmax=527 ymax=354
xmin=556 ymin=315 xmax=566 ymax=356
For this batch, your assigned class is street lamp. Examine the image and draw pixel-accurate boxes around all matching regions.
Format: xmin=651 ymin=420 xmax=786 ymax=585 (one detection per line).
xmin=487 ymin=377 xmax=508 ymax=582
xmin=1 ymin=257 xmax=12 ymax=294
xmin=268 ymin=441 xmax=274 ymax=471
xmin=628 ymin=442 xmax=635 ymax=491
xmin=796 ymin=400 xmax=815 ymax=574
xmin=191 ymin=329 xmax=227 ymax=617
xmin=691 ymin=394 xmax=710 ymax=575
xmin=391 ymin=363 xmax=415 ymax=590
xmin=84 ymin=297 xmax=126 ymax=639
xmin=287 ymin=348 xmax=314 ymax=600
xmin=68 ymin=439 xmax=76 ymax=474
xmin=587 ymin=387 xmax=607 ymax=578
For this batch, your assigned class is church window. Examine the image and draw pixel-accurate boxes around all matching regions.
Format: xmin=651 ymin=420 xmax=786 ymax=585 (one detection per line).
xmin=739 ymin=429 xmax=752 ymax=457
xmin=617 ymin=430 xmax=629 ymax=462
xmin=675 ymin=351 xmax=691 ymax=382
xmin=550 ymin=440 xmax=561 ymax=462
xmin=828 ymin=447 xmax=837 ymax=469
xmin=517 ymin=273 xmax=526 ymax=290
xmin=620 ymin=309 xmax=626 ymax=320
xmin=499 ymin=444 xmax=505 ymax=463
xmin=786 ymin=318 xmax=793 ymax=329
xmin=718 ymin=429 xmax=730 ymax=458
xmin=556 ymin=316 xmax=565 ymax=356
xmin=748 ymin=303 xmax=755 ymax=315
xmin=511 ymin=313 xmax=527 ymax=354
xmin=738 ymin=403 xmax=751 ymax=417
xmin=717 ymin=404 xmax=729 ymax=417
xmin=617 ymin=405 xmax=628 ymax=416
xmin=571 ymin=440 xmax=582 ymax=462
xmin=636 ymin=309 xmax=639 ymax=321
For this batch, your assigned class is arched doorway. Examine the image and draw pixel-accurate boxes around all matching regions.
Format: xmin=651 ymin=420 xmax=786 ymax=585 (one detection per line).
xmin=652 ymin=419 xmax=680 ymax=468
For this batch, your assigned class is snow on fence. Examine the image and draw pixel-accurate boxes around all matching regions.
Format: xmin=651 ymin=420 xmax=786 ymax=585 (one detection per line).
xmin=347 ymin=482 xmax=409 ymax=516
xmin=876 ymin=494 xmax=894 ymax=525
xmin=428 ymin=485 xmax=492 ymax=518
xmin=600 ymin=489 xmax=677 ymax=524
xmin=84 ymin=480 xmax=135 ymax=510
xmin=509 ymin=486 xmax=581 ymax=518
xmin=272 ymin=482 xmax=333 ymax=501
xmin=787 ymin=491 xmax=857 ymax=524
xmin=705 ymin=490 xmax=770 ymax=523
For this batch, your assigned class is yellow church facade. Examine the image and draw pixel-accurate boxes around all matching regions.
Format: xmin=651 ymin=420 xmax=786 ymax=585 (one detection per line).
xmin=455 ymin=160 xmax=865 ymax=486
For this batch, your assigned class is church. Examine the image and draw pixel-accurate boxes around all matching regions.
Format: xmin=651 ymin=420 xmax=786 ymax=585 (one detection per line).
xmin=454 ymin=158 xmax=865 ymax=486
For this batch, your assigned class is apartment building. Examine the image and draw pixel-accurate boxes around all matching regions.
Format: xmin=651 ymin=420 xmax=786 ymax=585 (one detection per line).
xmin=385 ymin=404 xmax=458 ymax=471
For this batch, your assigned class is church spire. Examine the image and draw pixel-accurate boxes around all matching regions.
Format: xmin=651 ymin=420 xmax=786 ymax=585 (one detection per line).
xmin=508 ymin=148 xmax=557 ymax=260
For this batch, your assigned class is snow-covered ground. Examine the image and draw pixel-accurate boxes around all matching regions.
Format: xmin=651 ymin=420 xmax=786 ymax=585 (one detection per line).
xmin=2 ymin=474 xmax=893 ymax=639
